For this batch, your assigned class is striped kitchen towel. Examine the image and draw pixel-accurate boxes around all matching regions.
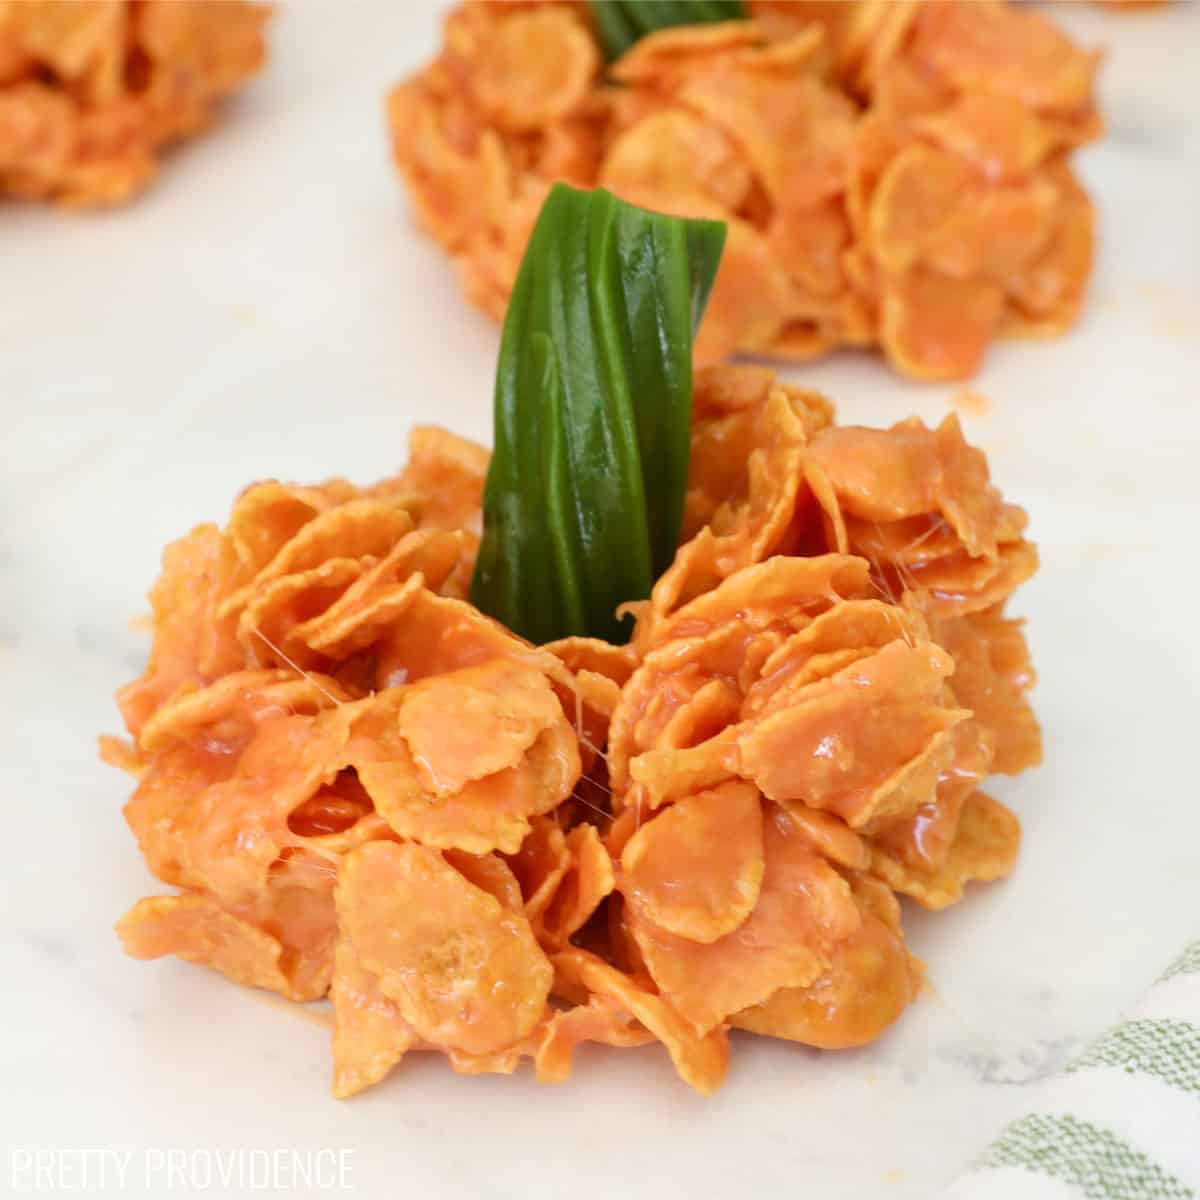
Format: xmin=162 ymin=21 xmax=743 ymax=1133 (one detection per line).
xmin=944 ymin=939 xmax=1200 ymax=1200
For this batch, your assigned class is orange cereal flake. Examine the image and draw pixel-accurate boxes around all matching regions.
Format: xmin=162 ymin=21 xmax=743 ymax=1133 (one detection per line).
xmin=117 ymin=892 xmax=327 ymax=1003
xmin=343 ymin=671 xmax=580 ymax=856
xmin=625 ymin=803 xmax=862 ymax=1035
xmin=552 ymin=946 xmax=730 ymax=1094
xmin=330 ymin=936 xmax=416 ymax=1099
xmin=732 ymin=898 xmax=923 ymax=1048
xmin=535 ymin=996 xmax=654 ymax=1085
xmin=336 ymin=841 xmax=553 ymax=1057
xmin=619 ymin=782 xmax=764 ymax=943
xmin=116 ymin=525 xmax=243 ymax=738
xmin=872 ymin=789 xmax=1022 ymax=909
xmin=935 ymin=607 xmax=1042 ymax=774
xmin=538 ymin=823 xmax=615 ymax=949
xmin=387 ymin=0 xmax=1100 ymax=380
xmin=110 ymin=364 xmax=1040 ymax=1095
xmin=0 ymin=0 xmax=268 ymax=206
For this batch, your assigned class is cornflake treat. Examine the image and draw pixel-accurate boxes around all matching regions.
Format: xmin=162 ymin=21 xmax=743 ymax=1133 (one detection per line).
xmin=109 ymin=366 xmax=1040 ymax=1096
xmin=388 ymin=0 xmax=1101 ymax=379
xmin=0 ymin=0 xmax=268 ymax=205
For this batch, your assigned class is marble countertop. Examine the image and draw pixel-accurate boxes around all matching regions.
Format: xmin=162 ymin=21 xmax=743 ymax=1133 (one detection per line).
xmin=2 ymin=3 xmax=1198 ymax=1198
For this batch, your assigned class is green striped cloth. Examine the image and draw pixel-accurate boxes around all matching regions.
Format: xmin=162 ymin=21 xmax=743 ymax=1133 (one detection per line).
xmin=945 ymin=939 xmax=1200 ymax=1200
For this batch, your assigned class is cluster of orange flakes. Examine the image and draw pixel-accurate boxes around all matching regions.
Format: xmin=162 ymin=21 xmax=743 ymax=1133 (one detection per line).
xmin=0 ymin=0 xmax=267 ymax=205
xmin=390 ymin=0 xmax=1101 ymax=380
xmin=109 ymin=366 xmax=1041 ymax=1096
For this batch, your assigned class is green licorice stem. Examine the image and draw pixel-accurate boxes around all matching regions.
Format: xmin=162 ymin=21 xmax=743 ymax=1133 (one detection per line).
xmin=587 ymin=0 xmax=747 ymax=61
xmin=470 ymin=184 xmax=725 ymax=645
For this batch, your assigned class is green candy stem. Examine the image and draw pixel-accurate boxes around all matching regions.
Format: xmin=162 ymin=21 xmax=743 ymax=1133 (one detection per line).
xmin=470 ymin=184 xmax=725 ymax=645
xmin=587 ymin=0 xmax=747 ymax=62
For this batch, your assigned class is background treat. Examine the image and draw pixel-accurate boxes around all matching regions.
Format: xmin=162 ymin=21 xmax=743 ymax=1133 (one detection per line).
xmin=0 ymin=0 xmax=268 ymax=205
xmin=388 ymin=0 xmax=1100 ymax=379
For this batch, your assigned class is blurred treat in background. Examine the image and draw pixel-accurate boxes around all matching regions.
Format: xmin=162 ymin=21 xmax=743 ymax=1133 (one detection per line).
xmin=388 ymin=0 xmax=1103 ymax=381
xmin=0 ymin=0 xmax=268 ymax=206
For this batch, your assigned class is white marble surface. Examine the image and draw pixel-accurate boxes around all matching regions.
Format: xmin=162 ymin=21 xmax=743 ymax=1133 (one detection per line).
xmin=2 ymin=3 xmax=1198 ymax=1198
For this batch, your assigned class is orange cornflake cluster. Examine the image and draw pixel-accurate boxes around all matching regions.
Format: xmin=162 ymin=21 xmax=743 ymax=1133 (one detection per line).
xmin=388 ymin=0 xmax=1100 ymax=379
xmin=109 ymin=367 xmax=1040 ymax=1096
xmin=0 ymin=0 xmax=267 ymax=205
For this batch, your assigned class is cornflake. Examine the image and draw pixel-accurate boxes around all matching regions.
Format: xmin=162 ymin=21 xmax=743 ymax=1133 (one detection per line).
xmin=110 ymin=365 xmax=1038 ymax=1095
xmin=0 ymin=0 xmax=268 ymax=206
xmin=388 ymin=0 xmax=1101 ymax=380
